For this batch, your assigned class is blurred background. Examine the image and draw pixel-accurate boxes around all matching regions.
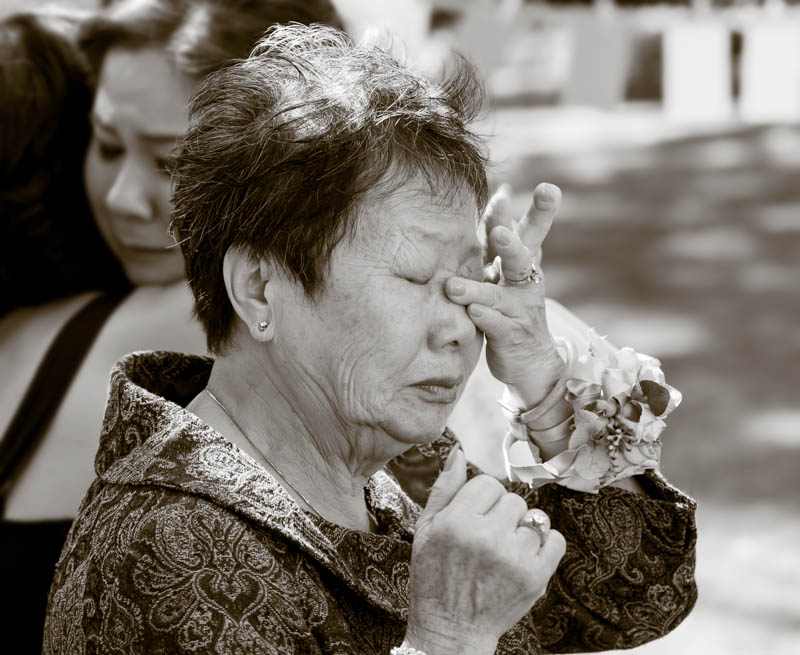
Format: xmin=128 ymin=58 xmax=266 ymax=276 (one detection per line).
xmin=4 ymin=0 xmax=798 ymax=652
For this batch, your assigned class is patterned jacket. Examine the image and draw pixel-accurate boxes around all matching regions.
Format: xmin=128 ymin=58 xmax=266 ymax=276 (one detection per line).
xmin=43 ymin=351 xmax=697 ymax=654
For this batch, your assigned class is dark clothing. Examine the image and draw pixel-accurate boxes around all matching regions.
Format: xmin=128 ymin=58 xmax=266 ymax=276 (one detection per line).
xmin=0 ymin=294 xmax=123 ymax=653
xmin=0 ymin=520 xmax=72 ymax=654
xmin=44 ymin=351 xmax=697 ymax=654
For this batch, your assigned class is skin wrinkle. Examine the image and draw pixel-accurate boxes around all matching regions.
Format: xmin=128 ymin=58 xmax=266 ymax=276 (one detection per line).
xmin=245 ymin=278 xmax=381 ymax=491
xmin=279 ymin=268 xmax=390 ymax=482
xmin=201 ymin=180 xmax=485 ymax=529
xmin=242 ymin=341 xmax=375 ymax=503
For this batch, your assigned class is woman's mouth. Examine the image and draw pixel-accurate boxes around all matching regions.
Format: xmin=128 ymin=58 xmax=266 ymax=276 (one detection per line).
xmin=410 ymin=377 xmax=462 ymax=404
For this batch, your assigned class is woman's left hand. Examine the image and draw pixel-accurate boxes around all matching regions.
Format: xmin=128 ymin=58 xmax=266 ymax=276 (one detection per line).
xmin=445 ymin=183 xmax=565 ymax=402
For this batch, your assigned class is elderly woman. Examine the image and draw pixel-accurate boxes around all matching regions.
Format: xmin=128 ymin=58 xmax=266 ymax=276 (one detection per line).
xmin=44 ymin=25 xmax=697 ymax=655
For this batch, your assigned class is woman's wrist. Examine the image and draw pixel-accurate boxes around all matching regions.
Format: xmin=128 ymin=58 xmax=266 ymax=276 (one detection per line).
xmin=499 ymin=354 xmax=574 ymax=456
xmin=402 ymin=622 xmax=499 ymax=655
xmin=526 ymin=413 xmax=573 ymax=459
xmin=502 ymin=351 xmax=565 ymax=413
xmin=392 ymin=644 xmax=428 ymax=655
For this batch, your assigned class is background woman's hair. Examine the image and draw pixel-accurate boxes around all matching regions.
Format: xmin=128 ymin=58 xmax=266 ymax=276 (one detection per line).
xmin=0 ymin=11 xmax=129 ymax=316
xmin=171 ymin=23 xmax=489 ymax=354
xmin=79 ymin=0 xmax=344 ymax=83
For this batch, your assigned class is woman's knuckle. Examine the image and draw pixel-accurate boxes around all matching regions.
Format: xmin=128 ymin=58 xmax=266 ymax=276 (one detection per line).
xmin=505 ymin=492 xmax=527 ymax=513
xmin=473 ymin=474 xmax=505 ymax=495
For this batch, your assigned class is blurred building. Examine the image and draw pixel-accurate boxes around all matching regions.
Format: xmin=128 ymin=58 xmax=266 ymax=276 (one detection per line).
xmin=335 ymin=0 xmax=800 ymax=125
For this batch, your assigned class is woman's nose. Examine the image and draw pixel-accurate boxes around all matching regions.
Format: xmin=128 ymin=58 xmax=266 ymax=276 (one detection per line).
xmin=105 ymin=158 xmax=154 ymax=221
xmin=428 ymin=293 xmax=478 ymax=352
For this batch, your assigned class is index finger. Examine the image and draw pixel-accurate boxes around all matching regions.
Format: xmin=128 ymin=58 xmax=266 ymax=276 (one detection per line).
xmin=517 ymin=183 xmax=561 ymax=264
xmin=481 ymin=184 xmax=513 ymax=265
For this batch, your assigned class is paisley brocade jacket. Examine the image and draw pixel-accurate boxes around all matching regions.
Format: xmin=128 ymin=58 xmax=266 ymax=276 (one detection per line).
xmin=43 ymin=352 xmax=697 ymax=654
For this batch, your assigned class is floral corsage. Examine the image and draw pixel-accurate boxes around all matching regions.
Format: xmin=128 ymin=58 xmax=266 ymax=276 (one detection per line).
xmin=503 ymin=329 xmax=682 ymax=493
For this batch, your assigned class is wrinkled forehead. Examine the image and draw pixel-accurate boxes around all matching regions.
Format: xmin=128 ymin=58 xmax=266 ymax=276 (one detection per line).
xmin=353 ymin=177 xmax=482 ymax=250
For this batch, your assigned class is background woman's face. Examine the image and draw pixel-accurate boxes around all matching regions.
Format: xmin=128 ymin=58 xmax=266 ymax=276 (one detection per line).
xmin=85 ymin=46 xmax=193 ymax=286
xmin=273 ymin=180 xmax=485 ymax=447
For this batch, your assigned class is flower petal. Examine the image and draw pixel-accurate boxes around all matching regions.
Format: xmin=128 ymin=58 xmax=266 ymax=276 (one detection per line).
xmin=507 ymin=439 xmax=538 ymax=467
xmin=574 ymin=444 xmax=612 ymax=478
xmin=560 ymin=475 xmax=601 ymax=493
xmin=572 ymin=409 xmax=608 ymax=438
xmin=640 ymin=380 xmax=670 ymax=416
xmin=614 ymin=347 xmax=642 ymax=375
xmin=602 ymin=367 xmax=637 ymax=398
xmin=568 ymin=356 xmax=606 ymax=386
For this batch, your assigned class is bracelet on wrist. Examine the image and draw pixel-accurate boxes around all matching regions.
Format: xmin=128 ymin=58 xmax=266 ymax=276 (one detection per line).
xmin=527 ymin=412 xmax=573 ymax=443
xmin=497 ymin=367 xmax=568 ymax=427
xmin=505 ymin=411 xmax=573 ymax=447
xmin=502 ymin=330 xmax=682 ymax=493
xmin=391 ymin=646 xmax=427 ymax=655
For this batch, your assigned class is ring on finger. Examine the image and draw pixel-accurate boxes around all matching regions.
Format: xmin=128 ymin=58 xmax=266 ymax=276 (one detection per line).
xmin=517 ymin=508 xmax=550 ymax=548
xmin=503 ymin=258 xmax=542 ymax=287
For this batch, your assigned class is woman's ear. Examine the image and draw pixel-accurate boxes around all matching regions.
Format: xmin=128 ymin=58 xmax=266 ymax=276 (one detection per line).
xmin=222 ymin=246 xmax=275 ymax=342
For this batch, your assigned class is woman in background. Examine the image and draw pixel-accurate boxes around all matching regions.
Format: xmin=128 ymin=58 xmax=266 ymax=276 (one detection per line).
xmin=0 ymin=10 xmax=130 ymax=644
xmin=0 ymin=8 xmax=129 ymax=316
xmin=0 ymin=1 xmax=343 ymax=649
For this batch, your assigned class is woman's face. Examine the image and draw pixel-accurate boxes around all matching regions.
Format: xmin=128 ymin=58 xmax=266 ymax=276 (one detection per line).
xmin=85 ymin=47 xmax=194 ymax=286
xmin=273 ymin=180 xmax=485 ymax=448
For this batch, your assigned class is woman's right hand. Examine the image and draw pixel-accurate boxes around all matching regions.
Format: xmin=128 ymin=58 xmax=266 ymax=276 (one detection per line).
xmin=404 ymin=447 xmax=566 ymax=655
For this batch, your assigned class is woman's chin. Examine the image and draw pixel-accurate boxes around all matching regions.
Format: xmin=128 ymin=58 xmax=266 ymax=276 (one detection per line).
xmin=392 ymin=394 xmax=460 ymax=444
xmin=121 ymin=258 xmax=186 ymax=287
xmin=383 ymin=403 xmax=454 ymax=447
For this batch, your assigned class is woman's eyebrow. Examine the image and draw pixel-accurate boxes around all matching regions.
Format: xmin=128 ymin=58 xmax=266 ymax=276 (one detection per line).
xmin=140 ymin=132 xmax=182 ymax=145
xmin=88 ymin=114 xmax=180 ymax=144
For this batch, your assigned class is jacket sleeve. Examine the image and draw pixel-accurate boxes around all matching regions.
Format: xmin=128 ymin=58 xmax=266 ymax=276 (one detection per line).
xmin=519 ymin=471 xmax=698 ymax=653
xmin=386 ymin=430 xmax=697 ymax=652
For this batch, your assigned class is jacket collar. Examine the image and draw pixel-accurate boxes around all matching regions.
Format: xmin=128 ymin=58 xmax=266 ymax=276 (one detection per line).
xmin=96 ymin=350 xmax=421 ymax=617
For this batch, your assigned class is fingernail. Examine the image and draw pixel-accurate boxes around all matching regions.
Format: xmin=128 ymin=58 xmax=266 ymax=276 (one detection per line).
xmin=443 ymin=445 xmax=461 ymax=471
xmin=494 ymin=229 xmax=511 ymax=246
xmin=535 ymin=184 xmax=557 ymax=209
xmin=469 ymin=305 xmax=483 ymax=317
xmin=448 ymin=281 xmax=465 ymax=296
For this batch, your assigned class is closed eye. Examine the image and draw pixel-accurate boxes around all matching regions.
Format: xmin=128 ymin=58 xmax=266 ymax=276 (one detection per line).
xmin=403 ymin=275 xmax=431 ymax=286
xmin=97 ymin=141 xmax=123 ymax=161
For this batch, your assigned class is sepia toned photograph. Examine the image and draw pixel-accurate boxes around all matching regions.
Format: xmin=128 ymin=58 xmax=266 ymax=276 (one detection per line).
xmin=1 ymin=0 xmax=797 ymax=653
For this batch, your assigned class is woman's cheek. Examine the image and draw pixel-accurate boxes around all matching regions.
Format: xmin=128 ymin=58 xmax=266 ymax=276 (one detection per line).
xmin=84 ymin=147 xmax=117 ymax=249
xmin=465 ymin=333 xmax=483 ymax=373
xmin=155 ymin=175 xmax=174 ymax=223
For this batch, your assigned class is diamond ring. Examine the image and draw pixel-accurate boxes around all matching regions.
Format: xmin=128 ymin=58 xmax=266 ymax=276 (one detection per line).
xmin=517 ymin=508 xmax=550 ymax=547
xmin=503 ymin=259 xmax=543 ymax=287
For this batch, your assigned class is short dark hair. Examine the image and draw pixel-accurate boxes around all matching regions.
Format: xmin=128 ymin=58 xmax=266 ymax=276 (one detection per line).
xmin=171 ymin=24 xmax=489 ymax=354
xmin=79 ymin=0 xmax=344 ymax=83
xmin=0 ymin=11 xmax=128 ymax=315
